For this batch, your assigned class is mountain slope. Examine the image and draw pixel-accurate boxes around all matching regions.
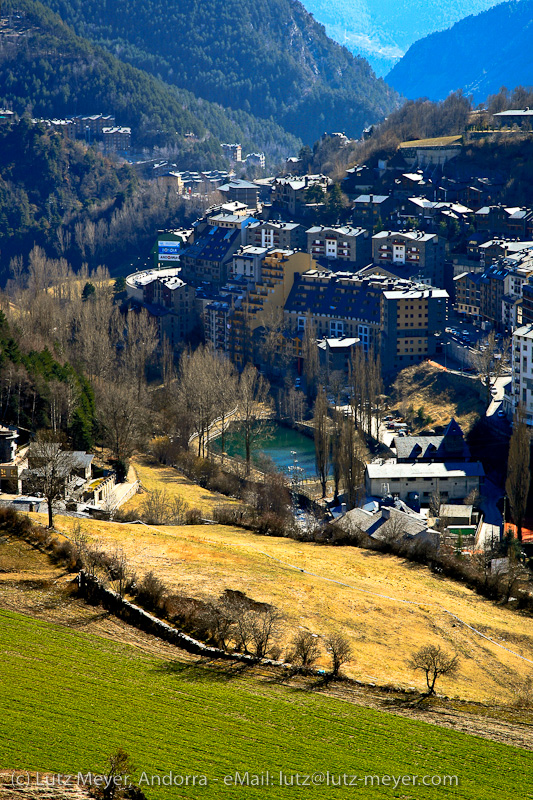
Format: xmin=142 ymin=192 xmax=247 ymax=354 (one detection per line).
xmin=37 ymin=0 xmax=399 ymax=143
xmin=386 ymin=0 xmax=533 ymax=101
xmin=0 ymin=0 xmax=301 ymax=162
xmin=301 ymin=0 xmax=501 ymax=75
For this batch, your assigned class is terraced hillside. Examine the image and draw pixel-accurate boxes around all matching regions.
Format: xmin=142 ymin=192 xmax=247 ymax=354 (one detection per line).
xmin=47 ymin=513 xmax=533 ymax=705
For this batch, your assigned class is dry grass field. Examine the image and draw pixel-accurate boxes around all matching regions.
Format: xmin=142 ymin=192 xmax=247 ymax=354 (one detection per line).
xmin=123 ymin=455 xmax=242 ymax=516
xmin=392 ymin=362 xmax=485 ymax=432
xmin=44 ymin=513 xmax=533 ymax=705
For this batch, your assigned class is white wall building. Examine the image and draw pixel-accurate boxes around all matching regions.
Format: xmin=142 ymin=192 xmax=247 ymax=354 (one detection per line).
xmin=510 ymin=323 xmax=533 ymax=424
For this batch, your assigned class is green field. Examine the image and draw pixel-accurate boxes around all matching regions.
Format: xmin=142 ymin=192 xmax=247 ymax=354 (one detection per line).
xmin=1 ymin=610 xmax=532 ymax=799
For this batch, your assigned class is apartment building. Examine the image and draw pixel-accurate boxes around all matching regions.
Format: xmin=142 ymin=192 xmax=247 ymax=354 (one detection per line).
xmin=245 ymin=220 xmax=306 ymax=251
xmin=306 ymin=225 xmax=371 ymax=269
xmin=510 ymin=324 xmax=533 ymax=425
xmin=271 ymin=175 xmax=330 ymax=216
xmin=381 ymin=285 xmax=448 ymax=373
xmin=372 ymin=230 xmax=446 ymax=288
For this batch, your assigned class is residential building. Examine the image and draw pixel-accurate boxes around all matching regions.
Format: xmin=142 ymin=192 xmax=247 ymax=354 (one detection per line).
xmin=271 ymin=175 xmax=330 ymax=216
xmin=71 ymin=114 xmax=115 ymax=142
xmin=317 ymin=337 xmax=360 ymax=379
xmin=475 ymin=205 xmax=533 ymax=239
xmin=244 ymin=152 xmax=266 ymax=170
xmin=232 ymin=245 xmax=269 ymax=283
xmin=143 ymin=273 xmax=197 ymax=347
xmin=522 ymin=277 xmax=533 ymax=325
xmin=393 ymin=170 xmax=430 ymax=199
xmin=284 ymin=270 xmax=384 ymax=354
xmin=179 ymin=226 xmax=242 ymax=286
xmin=493 ymin=108 xmax=533 ymax=127
xmin=372 ymin=230 xmax=446 ymax=288
xmin=217 ymin=179 xmax=259 ymax=209
xmin=245 ymin=220 xmax=306 ymax=251
xmin=478 ymin=239 xmax=533 ymax=268
xmin=392 ymin=420 xmax=471 ymax=463
xmin=453 ymin=272 xmax=482 ymax=320
xmin=380 ymin=285 xmax=448 ymax=373
xmin=126 ymin=267 xmax=197 ymax=348
xmin=352 ymin=194 xmax=394 ymax=229
xmin=306 ymin=225 xmax=371 ymax=269
xmin=366 ymin=420 xmax=484 ymax=504
xmin=365 ymin=461 xmax=484 ymax=504
xmin=230 ymin=250 xmax=314 ymax=366
xmin=342 ymin=165 xmax=374 ymax=198
xmin=102 ymin=126 xmax=131 ymax=152
xmin=338 ymin=504 xmax=439 ymax=548
xmin=509 ymin=323 xmax=533 ymax=424
xmin=221 ymin=143 xmax=242 ymax=162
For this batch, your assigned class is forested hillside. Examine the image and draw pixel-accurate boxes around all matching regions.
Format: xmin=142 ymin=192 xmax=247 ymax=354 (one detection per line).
xmin=0 ymin=0 xmax=301 ymax=161
xmin=0 ymin=117 xmax=136 ymax=264
xmin=38 ymin=0 xmax=399 ymax=143
xmin=386 ymin=0 xmax=533 ymax=101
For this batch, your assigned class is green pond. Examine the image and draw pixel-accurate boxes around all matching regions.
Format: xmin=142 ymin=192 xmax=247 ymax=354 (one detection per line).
xmin=210 ymin=421 xmax=320 ymax=477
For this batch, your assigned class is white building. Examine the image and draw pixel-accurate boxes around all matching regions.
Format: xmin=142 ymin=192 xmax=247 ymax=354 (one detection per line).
xmin=365 ymin=461 xmax=485 ymax=504
xmin=510 ymin=323 xmax=533 ymax=424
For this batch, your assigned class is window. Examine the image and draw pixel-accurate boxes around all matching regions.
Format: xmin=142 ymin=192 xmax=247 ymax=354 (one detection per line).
xmin=297 ymin=316 xmax=306 ymax=331
xmin=330 ymin=320 xmax=344 ymax=337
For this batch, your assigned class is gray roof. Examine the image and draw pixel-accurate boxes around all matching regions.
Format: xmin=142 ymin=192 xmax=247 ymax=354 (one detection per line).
xmin=338 ymin=506 xmax=437 ymax=540
xmin=353 ymin=194 xmax=390 ymax=204
xmin=440 ymin=504 xmax=473 ymax=518
xmin=366 ymin=462 xmax=485 ymax=479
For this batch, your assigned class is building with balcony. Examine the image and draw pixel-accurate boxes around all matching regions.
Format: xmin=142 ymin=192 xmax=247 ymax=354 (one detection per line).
xmin=372 ymin=230 xmax=445 ymax=288
xmin=245 ymin=220 xmax=306 ymax=251
xmin=306 ymin=225 xmax=371 ymax=269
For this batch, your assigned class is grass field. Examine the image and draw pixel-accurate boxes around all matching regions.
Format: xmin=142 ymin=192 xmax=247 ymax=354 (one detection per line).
xmin=399 ymin=135 xmax=462 ymax=148
xmin=45 ymin=514 xmax=533 ymax=705
xmin=2 ymin=607 xmax=533 ymax=800
xmin=123 ymin=456 xmax=242 ymax=517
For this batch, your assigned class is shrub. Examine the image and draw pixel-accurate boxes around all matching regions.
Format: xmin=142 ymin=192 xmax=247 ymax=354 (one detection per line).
xmin=136 ymin=570 xmax=167 ymax=611
xmin=185 ymin=508 xmax=202 ymax=525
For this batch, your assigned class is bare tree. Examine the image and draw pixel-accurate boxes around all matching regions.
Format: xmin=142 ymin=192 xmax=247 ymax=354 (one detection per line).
xmin=325 ymin=632 xmax=352 ymax=678
xmin=177 ymin=346 xmax=219 ymax=458
xmin=506 ymin=405 xmax=531 ymax=541
xmin=475 ymin=331 xmax=509 ymax=404
xmin=237 ymin=364 xmax=270 ymax=475
xmin=313 ymin=387 xmax=330 ymax=498
xmin=124 ymin=308 xmax=159 ymax=399
xmin=25 ymin=431 xmax=83 ymax=528
xmin=302 ymin=312 xmax=318 ymax=400
xmin=408 ymin=644 xmax=459 ymax=696
xmin=140 ymin=488 xmax=189 ymax=525
xmin=339 ymin=417 xmax=365 ymax=510
xmin=289 ymin=630 xmax=322 ymax=670
xmin=212 ymin=354 xmax=239 ymax=464
xmin=98 ymin=380 xmax=145 ymax=463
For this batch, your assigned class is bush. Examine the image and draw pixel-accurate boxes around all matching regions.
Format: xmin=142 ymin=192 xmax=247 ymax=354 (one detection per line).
xmin=135 ymin=570 xmax=167 ymax=611
xmin=185 ymin=508 xmax=202 ymax=524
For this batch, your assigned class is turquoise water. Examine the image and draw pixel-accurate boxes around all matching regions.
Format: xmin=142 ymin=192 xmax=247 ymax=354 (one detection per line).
xmin=211 ymin=422 xmax=319 ymax=477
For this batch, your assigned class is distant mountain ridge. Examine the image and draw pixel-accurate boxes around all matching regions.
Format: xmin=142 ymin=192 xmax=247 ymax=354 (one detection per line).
xmin=386 ymin=0 xmax=533 ymax=101
xmin=300 ymin=0 xmax=501 ymax=75
xmin=37 ymin=0 xmax=399 ymax=143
